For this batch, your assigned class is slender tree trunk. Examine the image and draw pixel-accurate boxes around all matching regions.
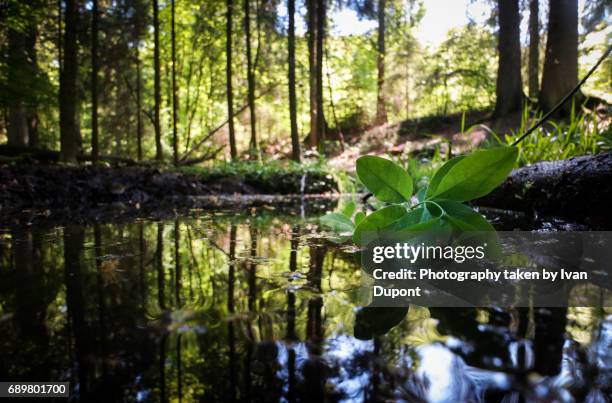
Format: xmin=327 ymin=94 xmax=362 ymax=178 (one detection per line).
xmin=244 ymin=0 xmax=258 ymax=158
xmin=91 ymin=0 xmax=99 ymax=162
xmin=376 ymin=0 xmax=387 ymax=124
xmin=315 ymin=0 xmax=326 ymax=150
xmin=493 ymin=0 xmax=523 ymax=117
xmin=171 ymin=0 xmax=179 ymax=166
xmin=528 ymin=0 xmax=539 ymax=99
xmin=26 ymin=14 xmax=39 ymax=147
xmin=59 ymin=0 xmax=81 ymax=161
xmin=7 ymin=26 xmax=29 ymax=147
xmin=136 ymin=48 xmax=143 ymax=161
xmin=539 ymin=0 xmax=579 ymax=115
xmin=307 ymin=0 xmax=318 ymax=150
xmin=287 ymin=0 xmax=300 ymax=162
xmin=153 ymin=0 xmax=163 ymax=161
xmin=226 ymin=0 xmax=237 ymax=160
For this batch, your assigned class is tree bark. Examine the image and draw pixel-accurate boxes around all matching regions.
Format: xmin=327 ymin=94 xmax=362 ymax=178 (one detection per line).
xmin=288 ymin=0 xmax=301 ymax=162
xmin=171 ymin=0 xmax=179 ymax=166
xmin=376 ymin=0 xmax=387 ymax=124
xmin=307 ymin=0 xmax=319 ymax=150
xmin=153 ymin=0 xmax=163 ymax=161
xmin=226 ymin=0 xmax=238 ymax=160
xmin=59 ymin=0 xmax=81 ymax=162
xmin=244 ymin=0 xmax=258 ymax=158
xmin=528 ymin=0 xmax=539 ymax=99
xmin=6 ymin=5 xmax=30 ymax=147
xmin=539 ymin=0 xmax=579 ymax=115
xmin=475 ymin=152 xmax=612 ymax=224
xmin=315 ymin=0 xmax=326 ymax=150
xmin=91 ymin=0 xmax=100 ymax=163
xmin=136 ymin=48 xmax=143 ymax=161
xmin=493 ymin=0 xmax=523 ymax=117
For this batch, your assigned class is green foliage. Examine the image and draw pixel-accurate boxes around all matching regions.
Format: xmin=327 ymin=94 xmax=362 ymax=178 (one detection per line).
xmin=321 ymin=147 xmax=518 ymax=244
xmin=425 ymin=147 xmax=518 ymax=201
xmin=485 ymin=107 xmax=610 ymax=166
xmin=356 ymin=156 xmax=413 ymax=203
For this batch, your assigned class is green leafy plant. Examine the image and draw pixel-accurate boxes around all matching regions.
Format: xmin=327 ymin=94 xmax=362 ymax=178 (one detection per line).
xmin=320 ymin=146 xmax=518 ymax=243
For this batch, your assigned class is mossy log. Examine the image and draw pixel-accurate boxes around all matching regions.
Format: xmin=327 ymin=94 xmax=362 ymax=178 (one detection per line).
xmin=475 ymin=152 xmax=612 ymax=225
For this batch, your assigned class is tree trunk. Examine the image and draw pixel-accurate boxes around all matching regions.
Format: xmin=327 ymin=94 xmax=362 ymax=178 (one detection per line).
xmin=6 ymin=11 xmax=30 ymax=147
xmin=244 ymin=0 xmax=258 ymax=159
xmin=26 ymin=9 xmax=39 ymax=148
xmin=528 ymin=0 xmax=539 ymax=99
xmin=287 ymin=0 xmax=301 ymax=162
xmin=493 ymin=0 xmax=523 ymax=117
xmin=226 ymin=0 xmax=238 ymax=160
xmin=307 ymin=0 xmax=319 ymax=150
xmin=376 ymin=0 xmax=387 ymax=124
xmin=171 ymin=0 xmax=179 ymax=166
xmin=136 ymin=48 xmax=143 ymax=161
xmin=315 ymin=0 xmax=326 ymax=151
xmin=153 ymin=0 xmax=163 ymax=161
xmin=59 ymin=0 xmax=81 ymax=162
xmin=91 ymin=0 xmax=100 ymax=163
xmin=539 ymin=0 xmax=579 ymax=115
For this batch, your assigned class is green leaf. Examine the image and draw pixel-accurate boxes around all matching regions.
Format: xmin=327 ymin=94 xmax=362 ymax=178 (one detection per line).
xmin=426 ymin=155 xmax=465 ymax=198
xmin=320 ymin=213 xmax=354 ymax=234
xmin=435 ymin=200 xmax=495 ymax=232
xmin=353 ymin=205 xmax=406 ymax=244
xmin=426 ymin=147 xmax=518 ymax=202
xmin=354 ymin=307 xmax=408 ymax=340
xmin=341 ymin=201 xmax=357 ymax=218
xmin=354 ymin=211 xmax=366 ymax=226
xmin=356 ymin=156 xmax=413 ymax=203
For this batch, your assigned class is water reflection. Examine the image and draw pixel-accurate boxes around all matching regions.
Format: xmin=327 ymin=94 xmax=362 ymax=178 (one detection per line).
xmin=0 ymin=211 xmax=610 ymax=402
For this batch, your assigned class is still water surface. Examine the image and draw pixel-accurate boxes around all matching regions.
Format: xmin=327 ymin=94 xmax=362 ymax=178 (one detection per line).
xmin=0 ymin=207 xmax=610 ymax=402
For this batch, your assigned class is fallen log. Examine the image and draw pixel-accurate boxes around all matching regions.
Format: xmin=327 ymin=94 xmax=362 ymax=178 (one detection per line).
xmin=475 ymin=152 xmax=612 ymax=225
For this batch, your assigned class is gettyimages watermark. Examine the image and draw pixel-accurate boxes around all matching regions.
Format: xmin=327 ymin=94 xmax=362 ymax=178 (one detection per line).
xmin=359 ymin=230 xmax=612 ymax=307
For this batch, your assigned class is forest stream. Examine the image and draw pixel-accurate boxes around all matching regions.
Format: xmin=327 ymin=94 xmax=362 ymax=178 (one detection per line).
xmin=0 ymin=203 xmax=610 ymax=402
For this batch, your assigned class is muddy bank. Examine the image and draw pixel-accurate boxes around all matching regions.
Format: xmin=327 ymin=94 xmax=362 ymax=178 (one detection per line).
xmin=475 ymin=152 xmax=612 ymax=226
xmin=0 ymin=164 xmax=338 ymax=216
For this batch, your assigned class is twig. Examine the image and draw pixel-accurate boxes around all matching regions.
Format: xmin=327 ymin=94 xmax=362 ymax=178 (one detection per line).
xmin=512 ymin=44 xmax=611 ymax=146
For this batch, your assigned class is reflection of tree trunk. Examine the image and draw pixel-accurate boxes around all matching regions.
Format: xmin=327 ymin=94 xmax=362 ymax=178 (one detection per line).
xmin=306 ymin=245 xmax=325 ymax=342
xmin=176 ymin=334 xmax=183 ymax=403
xmin=13 ymin=229 xmax=49 ymax=377
xmin=286 ymin=226 xmax=300 ymax=340
xmin=63 ymin=226 xmax=90 ymax=399
xmin=157 ymin=223 xmax=165 ymax=310
xmin=248 ymin=228 xmax=257 ymax=312
xmin=227 ymin=225 xmax=237 ymax=402
xmin=139 ymin=223 xmax=146 ymax=305
xmin=174 ymin=219 xmax=181 ymax=307
xmin=533 ymin=307 xmax=567 ymax=375
xmin=159 ymin=334 xmax=167 ymax=403
xmin=94 ymin=226 xmax=108 ymax=381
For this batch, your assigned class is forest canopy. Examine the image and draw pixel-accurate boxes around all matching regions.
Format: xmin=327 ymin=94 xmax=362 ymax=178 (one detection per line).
xmin=0 ymin=0 xmax=610 ymax=164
